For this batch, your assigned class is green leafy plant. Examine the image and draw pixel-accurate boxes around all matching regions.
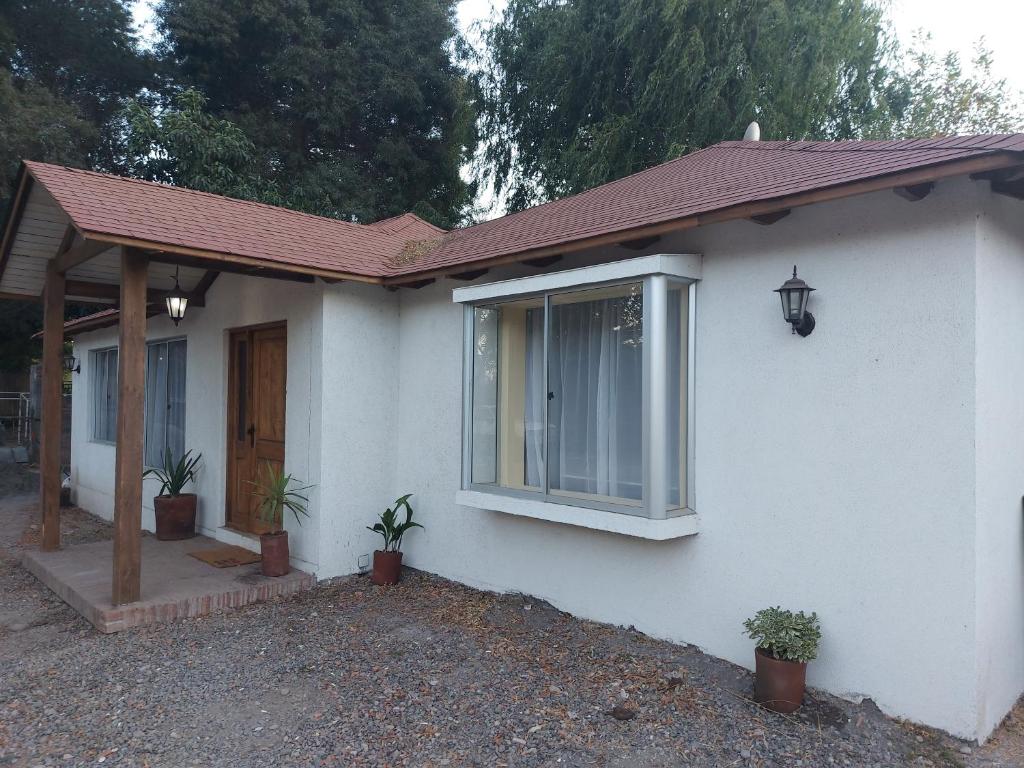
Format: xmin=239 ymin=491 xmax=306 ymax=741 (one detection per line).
xmin=143 ymin=449 xmax=201 ymax=497
xmin=367 ymin=494 xmax=422 ymax=553
xmin=744 ymin=607 xmax=821 ymax=663
xmin=250 ymin=463 xmax=313 ymax=534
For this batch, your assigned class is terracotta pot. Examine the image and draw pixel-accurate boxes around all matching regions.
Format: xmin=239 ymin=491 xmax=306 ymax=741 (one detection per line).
xmin=754 ymin=647 xmax=807 ymax=713
xmin=371 ymin=550 xmax=402 ymax=585
xmin=153 ymin=494 xmax=197 ymax=540
xmin=260 ymin=530 xmax=290 ymax=577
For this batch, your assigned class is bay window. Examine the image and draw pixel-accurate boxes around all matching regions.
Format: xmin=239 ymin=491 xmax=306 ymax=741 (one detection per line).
xmin=459 ymin=256 xmax=697 ymax=520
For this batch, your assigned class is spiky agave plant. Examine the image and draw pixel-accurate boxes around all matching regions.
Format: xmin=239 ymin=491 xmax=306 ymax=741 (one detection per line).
xmin=143 ymin=449 xmax=202 ymax=496
xmin=367 ymin=494 xmax=422 ymax=552
xmin=250 ymin=463 xmax=313 ymax=534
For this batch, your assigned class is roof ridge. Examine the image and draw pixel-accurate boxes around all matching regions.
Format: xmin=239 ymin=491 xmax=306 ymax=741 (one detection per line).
xmin=717 ymin=135 xmax=1024 ymax=154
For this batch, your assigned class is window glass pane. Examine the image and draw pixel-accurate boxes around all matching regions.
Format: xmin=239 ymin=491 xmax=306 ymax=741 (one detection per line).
xmin=471 ymin=307 xmax=498 ymax=484
xmin=471 ymin=300 xmax=544 ymax=490
xmin=143 ymin=340 xmax=187 ymax=467
xmin=144 ymin=343 xmax=169 ymax=466
xmin=548 ymin=283 xmax=643 ymax=504
xmin=92 ymin=349 xmax=118 ymax=442
xmin=166 ymin=340 xmax=187 ymax=460
xmin=667 ymin=285 xmax=688 ymax=507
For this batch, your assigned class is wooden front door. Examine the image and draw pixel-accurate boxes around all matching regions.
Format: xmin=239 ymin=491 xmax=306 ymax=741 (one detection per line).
xmin=226 ymin=323 xmax=287 ymax=533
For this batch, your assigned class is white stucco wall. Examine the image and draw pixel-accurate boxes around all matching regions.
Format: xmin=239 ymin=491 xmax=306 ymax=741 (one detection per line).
xmin=70 ymin=272 xmax=325 ymax=572
xmin=974 ymin=188 xmax=1024 ymax=739
xmin=66 ymin=176 xmax=1024 ymax=741
xmin=315 ymin=281 xmax=401 ymax=577
xmin=390 ymin=177 xmax=998 ymax=740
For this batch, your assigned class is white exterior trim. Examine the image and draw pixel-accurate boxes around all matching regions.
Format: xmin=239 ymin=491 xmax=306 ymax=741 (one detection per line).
xmin=451 ymin=253 xmax=702 ymax=304
xmin=455 ymin=489 xmax=700 ymax=540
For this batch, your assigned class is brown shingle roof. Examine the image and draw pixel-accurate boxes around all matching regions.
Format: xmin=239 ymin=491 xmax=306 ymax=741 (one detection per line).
xmin=13 ymin=133 xmax=1024 ymax=287
xmin=22 ymin=161 xmax=441 ymax=279
xmin=404 ymin=134 xmax=1024 ymax=276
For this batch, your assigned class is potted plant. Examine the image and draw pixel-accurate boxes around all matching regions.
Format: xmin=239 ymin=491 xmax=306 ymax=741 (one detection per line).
xmin=251 ymin=463 xmax=312 ymax=577
xmin=743 ymin=606 xmax=821 ymax=713
xmin=367 ymin=493 xmax=422 ymax=585
xmin=143 ymin=449 xmax=202 ymax=540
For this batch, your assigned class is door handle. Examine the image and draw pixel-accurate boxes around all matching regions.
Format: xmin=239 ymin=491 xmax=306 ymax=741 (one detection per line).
xmin=247 ymin=424 xmax=255 ymax=447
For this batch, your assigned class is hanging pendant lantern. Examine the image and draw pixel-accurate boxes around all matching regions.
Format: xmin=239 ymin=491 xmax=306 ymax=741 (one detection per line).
xmin=165 ymin=266 xmax=189 ymax=326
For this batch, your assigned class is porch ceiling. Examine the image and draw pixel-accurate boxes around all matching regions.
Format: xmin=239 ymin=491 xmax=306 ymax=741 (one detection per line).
xmin=0 ymin=179 xmax=208 ymax=303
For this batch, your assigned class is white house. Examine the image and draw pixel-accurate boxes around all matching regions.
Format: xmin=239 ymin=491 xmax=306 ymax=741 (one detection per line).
xmin=2 ymin=134 xmax=1024 ymax=741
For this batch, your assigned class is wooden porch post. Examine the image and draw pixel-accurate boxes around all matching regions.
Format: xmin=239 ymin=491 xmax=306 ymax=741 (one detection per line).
xmin=39 ymin=263 xmax=65 ymax=551
xmin=112 ymin=247 xmax=148 ymax=605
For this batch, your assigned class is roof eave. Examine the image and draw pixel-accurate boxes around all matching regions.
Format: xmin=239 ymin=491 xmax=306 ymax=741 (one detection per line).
xmin=383 ymin=150 xmax=1024 ymax=285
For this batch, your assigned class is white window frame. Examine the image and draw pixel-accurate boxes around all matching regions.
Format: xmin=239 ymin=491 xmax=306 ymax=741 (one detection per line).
xmin=454 ymin=254 xmax=699 ymax=522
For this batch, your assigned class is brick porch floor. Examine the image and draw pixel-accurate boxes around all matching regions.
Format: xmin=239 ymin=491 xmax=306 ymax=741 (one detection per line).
xmin=22 ymin=534 xmax=315 ymax=632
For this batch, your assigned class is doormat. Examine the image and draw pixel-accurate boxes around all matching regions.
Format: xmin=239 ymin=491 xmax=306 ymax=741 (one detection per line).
xmin=189 ymin=545 xmax=261 ymax=568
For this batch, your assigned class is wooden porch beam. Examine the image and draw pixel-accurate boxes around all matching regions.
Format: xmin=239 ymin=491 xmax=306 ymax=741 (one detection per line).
xmin=112 ymin=247 xmax=148 ymax=606
xmin=39 ymin=263 xmax=65 ymax=551
xmin=191 ymin=270 xmax=220 ymax=305
xmin=65 ymin=280 xmax=169 ymax=304
xmin=146 ymin=251 xmax=315 ymax=284
xmin=52 ymin=236 xmax=111 ymax=274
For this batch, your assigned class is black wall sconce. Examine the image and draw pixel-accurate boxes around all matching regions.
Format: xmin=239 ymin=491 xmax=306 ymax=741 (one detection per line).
xmin=774 ymin=266 xmax=815 ymax=337
xmin=63 ymin=354 xmax=80 ymax=374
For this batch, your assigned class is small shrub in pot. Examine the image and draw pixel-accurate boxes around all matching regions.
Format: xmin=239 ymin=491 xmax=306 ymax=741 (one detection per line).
xmin=743 ymin=606 xmax=821 ymax=713
xmin=143 ymin=449 xmax=202 ymax=540
xmin=367 ymin=494 xmax=422 ymax=585
xmin=251 ymin=464 xmax=312 ymax=577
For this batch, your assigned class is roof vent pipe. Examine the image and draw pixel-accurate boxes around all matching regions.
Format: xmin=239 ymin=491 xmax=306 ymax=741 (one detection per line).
xmin=743 ymin=121 xmax=761 ymax=141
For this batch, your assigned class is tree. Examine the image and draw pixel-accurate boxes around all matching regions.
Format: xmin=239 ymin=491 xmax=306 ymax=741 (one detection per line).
xmin=478 ymin=0 xmax=903 ymax=211
xmin=156 ymin=0 xmax=477 ymax=226
xmin=118 ymin=88 xmax=282 ymax=202
xmin=883 ymin=34 xmax=1024 ymax=138
xmin=0 ymin=0 xmax=152 ymax=205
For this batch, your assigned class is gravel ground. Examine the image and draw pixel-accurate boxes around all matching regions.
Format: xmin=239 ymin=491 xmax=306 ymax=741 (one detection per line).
xmin=1 ymin=464 xmax=1022 ymax=768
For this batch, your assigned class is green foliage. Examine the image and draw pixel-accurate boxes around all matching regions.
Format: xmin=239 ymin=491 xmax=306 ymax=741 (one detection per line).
xmin=0 ymin=0 xmax=152 ymax=203
xmin=744 ymin=607 xmax=821 ymax=663
xmin=156 ymin=0 xmax=478 ymax=226
xmin=367 ymin=494 xmax=422 ymax=553
xmin=881 ymin=33 xmax=1024 ymax=138
xmin=250 ymin=464 xmax=313 ymax=533
xmin=477 ymin=1 xmax=1024 ymax=211
xmin=143 ymin=448 xmax=202 ymax=497
xmin=118 ymin=88 xmax=281 ymax=202
xmin=478 ymin=0 xmax=903 ymax=211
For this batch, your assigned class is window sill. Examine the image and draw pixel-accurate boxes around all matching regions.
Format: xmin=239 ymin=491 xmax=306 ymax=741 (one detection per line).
xmin=455 ymin=490 xmax=699 ymax=541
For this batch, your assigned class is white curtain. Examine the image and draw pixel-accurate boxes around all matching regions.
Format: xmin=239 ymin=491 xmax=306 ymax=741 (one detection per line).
xmin=143 ymin=340 xmax=187 ymax=466
xmin=92 ymin=349 xmax=118 ymax=442
xmin=546 ymin=294 xmax=643 ymax=501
